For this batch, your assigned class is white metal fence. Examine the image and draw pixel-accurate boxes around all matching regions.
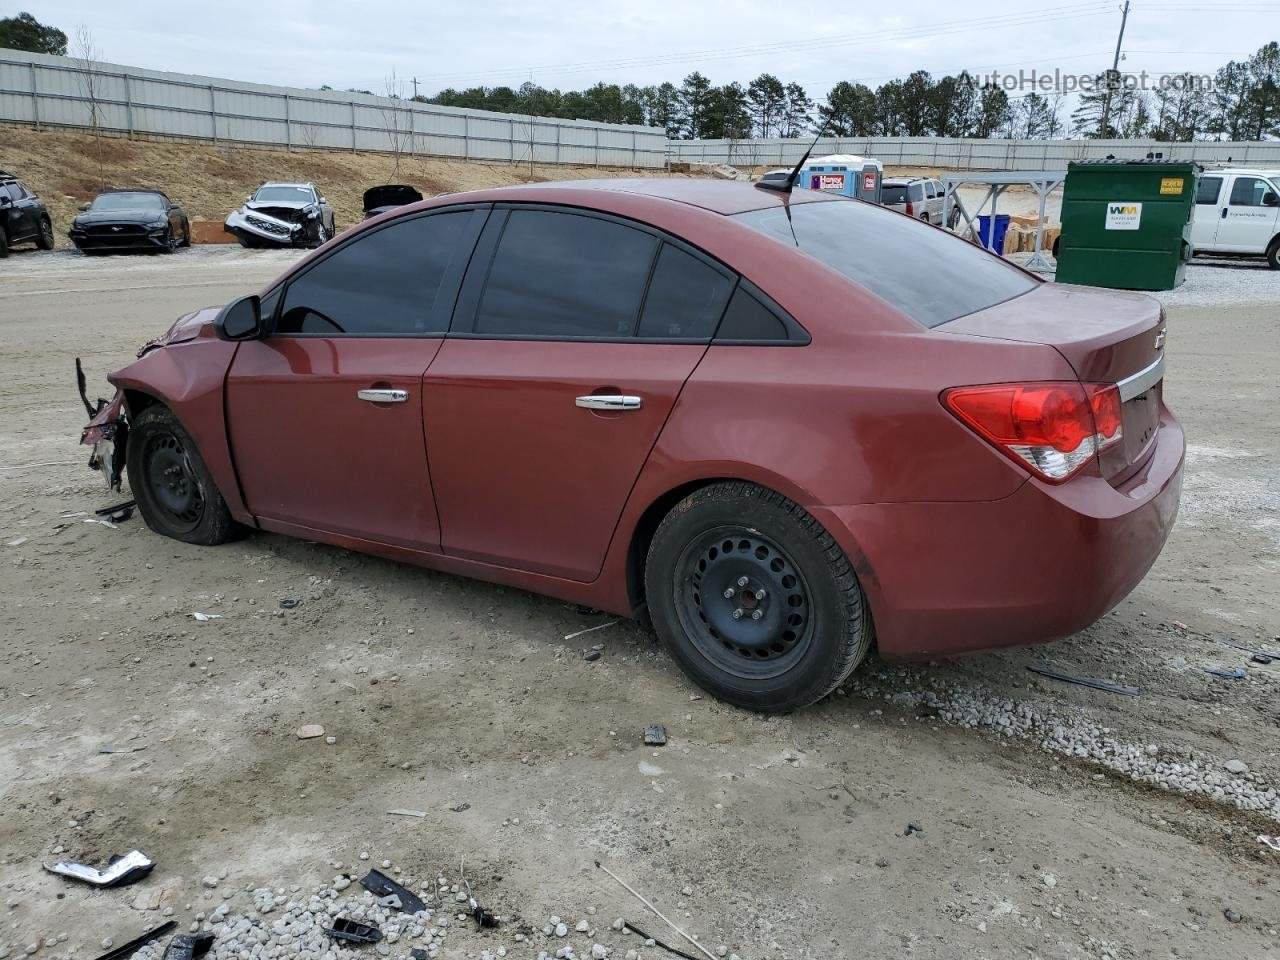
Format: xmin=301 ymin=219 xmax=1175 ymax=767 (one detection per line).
xmin=0 ymin=49 xmax=668 ymax=168
xmin=669 ymin=136 xmax=1280 ymax=171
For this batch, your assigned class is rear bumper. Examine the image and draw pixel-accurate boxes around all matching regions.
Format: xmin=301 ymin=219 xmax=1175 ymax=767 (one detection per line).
xmin=814 ymin=407 xmax=1185 ymax=659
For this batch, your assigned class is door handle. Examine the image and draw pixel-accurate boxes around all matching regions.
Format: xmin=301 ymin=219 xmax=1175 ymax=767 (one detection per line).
xmin=575 ymin=395 xmax=642 ymax=411
xmin=1221 ymin=207 xmax=1228 ymax=219
xmin=357 ymin=388 xmax=408 ymax=403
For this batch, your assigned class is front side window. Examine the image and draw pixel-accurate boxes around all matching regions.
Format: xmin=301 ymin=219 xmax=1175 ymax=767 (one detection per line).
xmin=6 ymin=181 xmax=28 ymax=200
xmin=474 ymin=210 xmax=658 ymax=338
xmin=1196 ymin=176 xmax=1222 ymax=205
xmin=278 ymin=211 xmax=475 ymax=335
xmin=1228 ymin=177 xmax=1273 ymax=207
xmin=734 ymin=198 xmax=1038 ymax=328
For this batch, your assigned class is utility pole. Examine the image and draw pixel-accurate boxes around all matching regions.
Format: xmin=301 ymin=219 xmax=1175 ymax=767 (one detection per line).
xmin=411 ymin=76 xmax=419 ymax=100
xmin=1100 ymin=0 xmax=1131 ymax=137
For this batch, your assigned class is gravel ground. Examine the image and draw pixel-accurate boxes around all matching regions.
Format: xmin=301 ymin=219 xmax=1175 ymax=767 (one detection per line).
xmin=1 ymin=248 xmax=1278 ymax=960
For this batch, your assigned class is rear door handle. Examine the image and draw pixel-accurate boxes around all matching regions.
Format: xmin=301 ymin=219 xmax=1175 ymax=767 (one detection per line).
xmin=575 ymin=395 xmax=642 ymax=411
xmin=357 ymin=388 xmax=408 ymax=403
xmin=1221 ymin=207 xmax=1229 ymax=219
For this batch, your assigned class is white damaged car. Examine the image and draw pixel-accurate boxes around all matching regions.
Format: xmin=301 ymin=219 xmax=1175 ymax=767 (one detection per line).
xmin=224 ymin=181 xmax=335 ymax=248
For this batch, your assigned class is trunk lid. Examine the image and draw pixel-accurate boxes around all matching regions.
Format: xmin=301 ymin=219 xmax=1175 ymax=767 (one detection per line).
xmin=941 ymin=282 xmax=1167 ymax=482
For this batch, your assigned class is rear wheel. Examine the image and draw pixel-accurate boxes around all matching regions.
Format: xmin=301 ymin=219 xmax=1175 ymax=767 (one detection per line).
xmin=36 ymin=217 xmax=55 ymax=250
xmin=0 ymin=224 xmax=8 ymax=258
xmin=920 ymin=212 xmax=930 ymax=223
xmin=645 ymin=481 xmax=870 ymax=712
xmin=1267 ymin=238 xmax=1279 ymax=270
xmin=127 ymin=405 xmax=238 ymax=546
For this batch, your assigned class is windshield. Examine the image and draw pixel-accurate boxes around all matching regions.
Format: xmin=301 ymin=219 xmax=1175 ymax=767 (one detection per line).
xmin=253 ymin=185 xmax=315 ymax=203
xmin=91 ymin=192 xmax=165 ymax=212
xmin=733 ymin=198 xmax=1038 ymax=328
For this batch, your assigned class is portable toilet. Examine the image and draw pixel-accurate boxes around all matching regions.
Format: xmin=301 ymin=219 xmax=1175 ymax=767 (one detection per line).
xmin=795 ymin=154 xmax=883 ymax=202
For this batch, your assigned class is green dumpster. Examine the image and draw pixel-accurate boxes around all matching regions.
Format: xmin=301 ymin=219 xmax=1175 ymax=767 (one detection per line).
xmin=1055 ymin=159 xmax=1200 ymax=291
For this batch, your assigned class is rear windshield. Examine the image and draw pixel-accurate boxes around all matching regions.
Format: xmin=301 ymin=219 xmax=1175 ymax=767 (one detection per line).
xmin=880 ymin=185 xmax=907 ymax=204
xmin=733 ymin=199 xmax=1039 ymax=328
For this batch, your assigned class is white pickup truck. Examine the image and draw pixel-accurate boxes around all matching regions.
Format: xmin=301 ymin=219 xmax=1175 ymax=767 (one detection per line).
xmin=1190 ymin=168 xmax=1280 ymax=269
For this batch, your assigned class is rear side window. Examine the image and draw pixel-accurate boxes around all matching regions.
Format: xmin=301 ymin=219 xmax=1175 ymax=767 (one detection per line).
xmin=715 ymin=286 xmax=789 ymax=342
xmin=881 ymin=185 xmax=906 ymax=204
xmin=908 ymin=182 xmax=925 ymax=202
xmin=278 ymin=210 xmax=475 ymax=335
xmin=637 ymin=244 xmax=734 ymax=340
xmin=4 ymin=182 xmax=24 ymax=201
xmin=734 ymin=199 xmax=1038 ymax=328
xmin=475 ymin=210 xmax=657 ymax=338
xmin=1196 ymin=176 xmax=1222 ymax=205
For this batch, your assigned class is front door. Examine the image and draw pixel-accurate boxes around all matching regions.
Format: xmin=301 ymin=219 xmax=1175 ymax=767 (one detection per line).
xmin=423 ymin=207 xmax=736 ymax=581
xmin=1214 ymin=175 xmax=1280 ymax=253
xmin=225 ymin=206 xmax=487 ymax=549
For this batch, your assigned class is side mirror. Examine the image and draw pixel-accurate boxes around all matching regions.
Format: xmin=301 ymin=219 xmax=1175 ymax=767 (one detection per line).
xmin=1264 ymin=192 xmax=1279 ymax=207
xmin=319 ymin=196 xmax=327 ymax=205
xmin=78 ymin=202 xmax=91 ymax=211
xmin=213 ymin=295 xmax=265 ymax=341
xmin=0 ymin=196 xmax=10 ymax=208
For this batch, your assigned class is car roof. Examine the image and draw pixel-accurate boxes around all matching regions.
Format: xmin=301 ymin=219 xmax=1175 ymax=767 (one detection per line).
xmin=1207 ymin=168 xmax=1279 ymax=176
xmin=454 ymin=177 xmax=837 ymax=216
xmin=96 ymin=188 xmax=167 ymax=196
xmin=259 ymin=181 xmax=314 ymax=188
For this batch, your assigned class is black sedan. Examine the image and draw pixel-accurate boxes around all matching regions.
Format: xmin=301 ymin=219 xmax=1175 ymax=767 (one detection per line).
xmin=69 ymin=190 xmax=190 ymax=254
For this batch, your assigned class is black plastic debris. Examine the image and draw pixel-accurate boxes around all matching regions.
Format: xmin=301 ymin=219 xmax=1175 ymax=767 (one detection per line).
xmin=325 ymin=918 xmax=382 ymax=945
xmin=467 ymin=894 xmax=500 ymax=928
xmin=1215 ymin=636 xmax=1280 ymax=661
xmin=1026 ymin=665 xmax=1139 ymax=696
xmin=45 ymin=849 xmax=155 ymax=887
xmin=359 ymin=870 xmax=425 ymax=914
xmin=644 ymin=724 xmax=668 ymax=747
xmin=903 ymin=822 xmax=923 ymax=837
xmin=161 ymin=933 xmax=214 ymax=960
xmin=95 ymin=500 xmax=135 ymax=524
xmin=622 ymin=922 xmax=699 ymax=960
xmin=583 ymin=649 xmax=601 ymax=662
xmin=1251 ymin=654 xmax=1274 ymax=665
xmin=279 ymin=598 xmax=301 ymax=609
xmin=92 ymin=922 xmax=175 ymax=960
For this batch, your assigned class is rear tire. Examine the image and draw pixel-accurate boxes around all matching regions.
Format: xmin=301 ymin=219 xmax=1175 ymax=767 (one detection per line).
xmin=920 ymin=212 xmax=930 ymax=223
xmin=0 ymin=224 xmax=8 ymax=258
xmin=127 ymin=405 xmax=238 ymax=546
xmin=36 ymin=217 xmax=55 ymax=250
xmin=644 ymin=481 xmax=870 ymax=712
xmin=1267 ymin=238 xmax=1279 ymax=270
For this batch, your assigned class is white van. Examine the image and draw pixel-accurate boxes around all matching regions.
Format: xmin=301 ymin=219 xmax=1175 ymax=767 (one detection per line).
xmin=1191 ymin=169 xmax=1280 ymax=268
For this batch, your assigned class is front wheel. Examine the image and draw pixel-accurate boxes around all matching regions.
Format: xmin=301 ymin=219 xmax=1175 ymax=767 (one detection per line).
xmin=0 ymin=224 xmax=8 ymax=258
xmin=127 ymin=405 xmax=238 ymax=545
xmin=37 ymin=217 xmax=55 ymax=250
xmin=1267 ymin=238 xmax=1279 ymax=270
xmin=645 ymin=481 xmax=870 ymax=712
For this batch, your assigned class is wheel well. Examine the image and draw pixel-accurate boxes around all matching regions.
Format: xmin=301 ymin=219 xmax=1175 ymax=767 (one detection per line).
xmin=625 ymin=477 xmax=737 ymax=613
xmin=122 ymin=389 xmax=161 ymax=419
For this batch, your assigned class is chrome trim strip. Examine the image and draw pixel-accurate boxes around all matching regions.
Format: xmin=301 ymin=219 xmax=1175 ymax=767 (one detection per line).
xmin=1117 ymin=354 xmax=1165 ymax=402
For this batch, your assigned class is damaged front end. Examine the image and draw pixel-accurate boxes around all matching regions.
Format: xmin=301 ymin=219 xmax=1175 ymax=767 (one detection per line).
xmin=77 ymin=357 xmax=128 ymax=491
xmin=224 ymin=203 xmax=322 ymax=248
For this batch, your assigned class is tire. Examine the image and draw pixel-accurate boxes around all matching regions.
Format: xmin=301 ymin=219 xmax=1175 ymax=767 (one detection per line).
xmin=310 ymin=223 xmax=330 ymax=248
xmin=237 ymin=235 xmax=258 ymax=249
xmin=180 ymin=219 xmax=191 ymax=247
xmin=644 ymin=481 xmax=870 ymax=712
xmin=160 ymin=228 xmax=177 ymax=254
xmin=127 ymin=405 xmax=238 ymax=546
xmin=36 ymin=217 xmax=55 ymax=251
xmin=0 ymin=224 xmax=8 ymax=258
xmin=1267 ymin=238 xmax=1279 ymax=270
xmin=919 ymin=213 xmax=930 ymax=223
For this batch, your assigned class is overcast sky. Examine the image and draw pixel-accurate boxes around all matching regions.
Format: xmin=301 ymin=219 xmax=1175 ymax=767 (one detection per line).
xmin=14 ymin=0 xmax=1274 ymax=101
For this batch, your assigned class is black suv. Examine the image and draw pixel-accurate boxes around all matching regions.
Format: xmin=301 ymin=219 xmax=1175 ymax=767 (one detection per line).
xmin=0 ymin=170 xmax=55 ymax=257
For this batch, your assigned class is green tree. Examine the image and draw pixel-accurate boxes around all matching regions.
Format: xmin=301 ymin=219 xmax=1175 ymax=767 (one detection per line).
xmin=0 ymin=11 xmax=67 ymax=55
xmin=973 ymin=86 xmax=1012 ymax=138
xmin=818 ymin=81 xmax=876 ymax=136
xmin=780 ymin=82 xmax=813 ymax=137
xmin=677 ymin=71 xmax=714 ymax=139
xmin=897 ymin=70 xmax=935 ymax=136
xmin=746 ymin=73 xmax=787 ymax=137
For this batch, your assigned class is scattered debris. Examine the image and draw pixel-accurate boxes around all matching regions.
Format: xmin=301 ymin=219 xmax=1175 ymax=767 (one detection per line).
xmin=903 ymin=822 xmax=923 ymax=836
xmin=644 ymin=724 xmax=668 ymax=747
xmin=6 ymin=536 xmax=28 ymax=547
xmin=95 ymin=500 xmax=135 ymax=524
xmin=191 ymin=612 xmax=222 ymax=622
xmin=470 ymin=900 xmax=500 ymax=928
xmin=1026 ymin=665 xmax=1139 ymax=696
xmin=1214 ymin=636 xmax=1280 ymax=661
xmin=596 ymin=861 xmax=719 ymax=960
xmin=325 ymin=918 xmax=383 ymax=945
xmin=583 ymin=649 xmax=602 ymax=662
xmin=45 ymin=849 xmax=155 ymax=887
xmin=359 ymin=870 xmax=426 ymax=914
xmin=279 ymin=598 xmax=300 ymax=609
xmin=564 ymin=618 xmax=621 ymax=642
xmin=91 ymin=921 xmax=175 ymax=960
xmin=621 ymin=922 xmax=702 ymax=960
xmin=99 ymin=744 xmax=147 ymax=755
xmin=160 ymin=933 xmax=213 ymax=960
xmin=296 ymin=724 xmax=325 ymax=739
xmin=386 ymin=808 xmax=427 ymax=819
xmin=1251 ymin=654 xmax=1273 ymax=665
xmin=84 ymin=518 xmax=119 ymax=529
xmin=1258 ymin=835 xmax=1280 ymax=852
xmin=447 ymin=801 xmax=471 ymax=813
xmin=1205 ymin=667 xmax=1245 ymax=680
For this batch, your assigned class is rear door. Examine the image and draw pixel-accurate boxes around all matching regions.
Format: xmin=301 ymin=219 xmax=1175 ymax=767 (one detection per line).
xmin=225 ymin=206 xmax=487 ymax=548
xmin=423 ymin=206 xmax=736 ymax=581
xmin=1214 ymin=175 xmax=1280 ymax=253
xmin=1191 ymin=175 xmax=1224 ymax=251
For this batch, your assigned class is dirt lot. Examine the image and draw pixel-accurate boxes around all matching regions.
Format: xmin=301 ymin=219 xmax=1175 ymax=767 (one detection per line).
xmin=1 ymin=246 xmax=1278 ymax=960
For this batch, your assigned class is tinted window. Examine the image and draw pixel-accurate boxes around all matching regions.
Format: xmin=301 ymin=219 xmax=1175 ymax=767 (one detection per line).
xmin=881 ymin=185 xmax=907 ymax=204
xmin=5 ymin=182 xmax=24 ymax=201
xmin=715 ymin=286 xmax=788 ymax=342
xmin=924 ymin=181 xmax=937 ymax=199
xmin=908 ymin=182 xmax=925 ymax=202
xmin=1196 ymin=176 xmax=1222 ymax=205
xmin=1228 ymin=176 xmax=1273 ymax=206
xmin=475 ymin=210 xmax=657 ymax=338
xmin=637 ymin=244 xmax=734 ymax=340
xmin=278 ymin=211 xmax=474 ymax=335
xmin=92 ymin=192 xmax=164 ymax=211
xmin=734 ymin=199 xmax=1038 ymax=328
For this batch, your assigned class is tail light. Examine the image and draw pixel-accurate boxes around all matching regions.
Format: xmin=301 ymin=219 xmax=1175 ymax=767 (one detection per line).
xmin=905 ymin=201 xmax=914 ymax=216
xmin=942 ymin=381 xmax=1123 ymax=483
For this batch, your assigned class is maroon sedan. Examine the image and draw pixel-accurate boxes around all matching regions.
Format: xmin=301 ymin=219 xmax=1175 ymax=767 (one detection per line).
xmin=79 ymin=178 xmax=1183 ymax=711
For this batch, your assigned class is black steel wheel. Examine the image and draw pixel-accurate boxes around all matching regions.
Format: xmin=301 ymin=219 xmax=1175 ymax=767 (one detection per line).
xmin=646 ymin=481 xmax=870 ymax=712
xmin=127 ymin=405 xmax=238 ymax=545
xmin=37 ymin=217 xmax=55 ymax=250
